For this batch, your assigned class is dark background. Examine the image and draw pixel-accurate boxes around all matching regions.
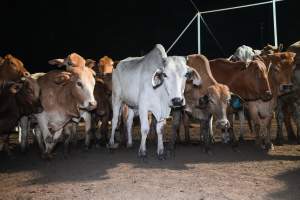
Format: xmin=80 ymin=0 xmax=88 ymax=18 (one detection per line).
xmin=1 ymin=0 xmax=299 ymax=72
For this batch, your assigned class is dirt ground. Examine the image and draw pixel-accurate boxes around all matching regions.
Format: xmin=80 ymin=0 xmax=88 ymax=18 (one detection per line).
xmin=0 ymin=119 xmax=300 ymax=200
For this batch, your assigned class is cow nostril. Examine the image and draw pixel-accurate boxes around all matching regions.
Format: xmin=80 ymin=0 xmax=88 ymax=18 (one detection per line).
xmin=89 ymin=101 xmax=97 ymax=107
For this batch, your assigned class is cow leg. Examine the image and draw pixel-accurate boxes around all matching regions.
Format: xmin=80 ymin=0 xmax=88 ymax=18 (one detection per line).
xmin=34 ymin=127 xmax=45 ymax=153
xmin=19 ymin=116 xmax=29 ymax=152
xmin=227 ymin=113 xmax=238 ymax=147
xmin=156 ymin=119 xmax=166 ymax=160
xmin=292 ymin=104 xmax=300 ymax=144
xmin=182 ymin=111 xmax=190 ymax=144
xmin=126 ymin=108 xmax=134 ymax=148
xmin=200 ymin=117 xmax=212 ymax=154
xmin=254 ymin=122 xmax=262 ymax=147
xmin=238 ymin=110 xmax=245 ymax=142
xmin=170 ymin=109 xmax=181 ymax=151
xmin=35 ymin=113 xmax=54 ymax=144
xmin=3 ymin=134 xmax=12 ymax=156
xmin=63 ymin=122 xmax=76 ymax=156
xmin=109 ymin=99 xmax=122 ymax=149
xmin=208 ymin=115 xmax=215 ymax=143
xmin=284 ymin=110 xmax=296 ymax=141
xmin=99 ymin=116 xmax=109 ymax=146
xmin=265 ymin=116 xmax=274 ymax=150
xmin=275 ymin=104 xmax=285 ymax=145
xmin=138 ymin=110 xmax=149 ymax=158
xmin=44 ymin=129 xmax=63 ymax=158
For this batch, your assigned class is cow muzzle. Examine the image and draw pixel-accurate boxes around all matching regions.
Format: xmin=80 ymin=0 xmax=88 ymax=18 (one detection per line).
xmin=171 ymin=97 xmax=184 ymax=108
xmin=280 ymin=84 xmax=293 ymax=93
xmin=261 ymin=90 xmax=272 ymax=101
xmin=216 ymin=119 xmax=230 ymax=129
xmin=87 ymin=100 xmax=97 ymax=111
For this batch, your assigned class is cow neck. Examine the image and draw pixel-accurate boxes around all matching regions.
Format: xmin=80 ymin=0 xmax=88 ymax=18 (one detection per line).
xmin=268 ymin=68 xmax=281 ymax=98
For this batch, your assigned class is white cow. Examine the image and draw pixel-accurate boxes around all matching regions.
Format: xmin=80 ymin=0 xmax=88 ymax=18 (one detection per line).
xmin=108 ymin=44 xmax=201 ymax=159
xmin=229 ymin=45 xmax=261 ymax=63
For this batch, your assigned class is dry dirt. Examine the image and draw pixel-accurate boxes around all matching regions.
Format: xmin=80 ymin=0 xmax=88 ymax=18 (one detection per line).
xmin=0 ymin=119 xmax=300 ymax=200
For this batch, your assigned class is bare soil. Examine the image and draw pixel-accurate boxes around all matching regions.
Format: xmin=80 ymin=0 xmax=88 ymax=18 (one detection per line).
xmin=0 ymin=119 xmax=300 ymax=200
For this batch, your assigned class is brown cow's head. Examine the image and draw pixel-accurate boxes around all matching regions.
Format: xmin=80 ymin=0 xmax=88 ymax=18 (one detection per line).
xmin=7 ymin=77 xmax=43 ymax=115
xmin=243 ymin=60 xmax=272 ymax=101
xmin=98 ymin=56 xmax=114 ymax=75
xmin=0 ymin=54 xmax=30 ymax=81
xmin=198 ymin=84 xmax=231 ymax=129
xmin=261 ymin=43 xmax=283 ymax=55
xmin=49 ymin=53 xmax=97 ymax=111
xmin=266 ymin=52 xmax=296 ymax=94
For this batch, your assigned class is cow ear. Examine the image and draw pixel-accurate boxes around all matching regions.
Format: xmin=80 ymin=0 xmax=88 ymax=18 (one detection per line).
xmin=9 ymin=83 xmax=23 ymax=94
xmin=278 ymin=43 xmax=283 ymax=51
xmin=54 ymin=73 xmax=71 ymax=85
xmin=85 ymin=59 xmax=96 ymax=69
xmin=152 ymin=68 xmax=165 ymax=89
xmin=186 ymin=67 xmax=202 ymax=86
xmin=48 ymin=58 xmax=65 ymax=67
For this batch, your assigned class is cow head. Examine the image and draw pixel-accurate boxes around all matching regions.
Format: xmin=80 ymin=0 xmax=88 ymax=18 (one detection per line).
xmin=98 ymin=56 xmax=114 ymax=75
xmin=261 ymin=43 xmax=283 ymax=55
xmin=0 ymin=54 xmax=30 ymax=81
xmin=198 ymin=84 xmax=231 ymax=129
xmin=152 ymin=55 xmax=201 ymax=108
xmin=244 ymin=60 xmax=272 ymax=101
xmin=266 ymin=52 xmax=296 ymax=94
xmin=6 ymin=77 xmax=43 ymax=115
xmin=49 ymin=53 xmax=97 ymax=111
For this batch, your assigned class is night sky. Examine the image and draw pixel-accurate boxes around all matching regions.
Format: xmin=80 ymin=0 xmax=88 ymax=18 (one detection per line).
xmin=1 ymin=0 xmax=299 ymax=72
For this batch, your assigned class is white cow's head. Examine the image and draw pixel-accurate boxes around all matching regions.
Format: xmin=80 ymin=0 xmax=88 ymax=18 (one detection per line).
xmin=49 ymin=53 xmax=97 ymax=111
xmin=151 ymin=46 xmax=201 ymax=108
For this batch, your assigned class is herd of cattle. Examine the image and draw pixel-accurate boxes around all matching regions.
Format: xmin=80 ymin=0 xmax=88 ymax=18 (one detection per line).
xmin=0 ymin=41 xmax=299 ymax=159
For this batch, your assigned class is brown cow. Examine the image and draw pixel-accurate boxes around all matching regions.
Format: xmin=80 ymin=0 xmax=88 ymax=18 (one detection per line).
xmin=34 ymin=53 xmax=97 ymax=157
xmin=246 ymin=52 xmax=296 ymax=150
xmin=0 ymin=77 xmax=42 ymax=154
xmin=0 ymin=54 xmax=30 ymax=82
xmin=171 ymin=54 xmax=231 ymax=152
xmin=209 ymin=58 xmax=272 ymax=143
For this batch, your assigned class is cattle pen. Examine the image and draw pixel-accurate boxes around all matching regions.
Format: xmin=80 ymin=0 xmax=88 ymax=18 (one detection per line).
xmin=1 ymin=0 xmax=300 ymax=200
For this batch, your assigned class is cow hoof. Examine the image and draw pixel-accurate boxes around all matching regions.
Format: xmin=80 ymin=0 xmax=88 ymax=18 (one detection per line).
xmin=41 ymin=153 xmax=54 ymax=160
xmin=288 ymin=134 xmax=297 ymax=141
xmin=106 ymin=143 xmax=119 ymax=149
xmin=126 ymin=143 xmax=133 ymax=148
xmin=239 ymin=136 xmax=245 ymax=143
xmin=138 ymin=149 xmax=147 ymax=157
xmin=157 ymin=153 xmax=166 ymax=160
xmin=266 ymin=143 xmax=274 ymax=151
xmin=203 ymin=147 xmax=213 ymax=155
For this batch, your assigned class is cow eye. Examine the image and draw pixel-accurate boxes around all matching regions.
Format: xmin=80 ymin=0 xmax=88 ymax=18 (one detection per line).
xmin=162 ymin=72 xmax=167 ymax=78
xmin=185 ymin=71 xmax=192 ymax=79
xmin=76 ymin=81 xmax=83 ymax=88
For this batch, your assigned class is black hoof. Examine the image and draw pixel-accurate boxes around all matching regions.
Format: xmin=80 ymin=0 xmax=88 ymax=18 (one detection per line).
xmin=265 ymin=143 xmax=274 ymax=151
xmin=157 ymin=153 xmax=167 ymax=160
xmin=203 ymin=147 xmax=213 ymax=155
xmin=239 ymin=136 xmax=245 ymax=143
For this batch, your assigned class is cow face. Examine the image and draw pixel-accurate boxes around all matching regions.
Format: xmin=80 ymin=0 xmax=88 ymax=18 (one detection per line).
xmin=246 ymin=60 xmax=272 ymax=101
xmin=10 ymin=77 xmax=43 ymax=115
xmin=267 ymin=52 xmax=296 ymax=94
xmin=198 ymin=84 xmax=231 ymax=129
xmin=98 ymin=56 xmax=114 ymax=75
xmin=0 ymin=54 xmax=30 ymax=81
xmin=49 ymin=53 xmax=97 ymax=111
xmin=152 ymin=56 xmax=200 ymax=108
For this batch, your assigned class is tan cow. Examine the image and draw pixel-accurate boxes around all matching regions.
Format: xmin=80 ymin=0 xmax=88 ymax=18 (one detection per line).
xmin=0 ymin=54 xmax=30 ymax=82
xmin=34 ymin=53 xmax=97 ymax=157
xmin=247 ymin=52 xmax=296 ymax=150
xmin=171 ymin=54 xmax=231 ymax=152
